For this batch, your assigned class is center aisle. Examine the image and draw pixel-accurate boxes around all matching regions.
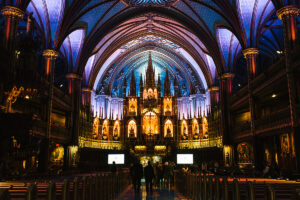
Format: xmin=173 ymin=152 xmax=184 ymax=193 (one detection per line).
xmin=118 ymin=179 xmax=189 ymax=200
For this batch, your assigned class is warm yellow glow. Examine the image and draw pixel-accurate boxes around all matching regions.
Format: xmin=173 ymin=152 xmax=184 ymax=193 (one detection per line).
xmin=223 ymin=145 xmax=233 ymax=167
xmin=178 ymin=136 xmax=223 ymax=149
xmin=143 ymin=112 xmax=159 ymax=135
xmin=164 ymin=119 xmax=173 ymax=137
xmin=163 ymin=98 xmax=172 ymax=115
xmin=102 ymin=120 xmax=109 ymax=139
xmin=129 ymin=98 xmax=137 ymax=114
xmin=237 ymin=142 xmax=253 ymax=165
xmin=272 ymin=94 xmax=277 ymax=98
xmin=192 ymin=119 xmax=199 ymax=138
xmin=93 ymin=118 xmax=99 ymax=138
xmin=128 ymin=120 xmax=137 ymax=138
xmin=23 ymin=160 xmax=26 ymax=169
xmin=154 ymin=145 xmax=166 ymax=151
xmin=202 ymin=117 xmax=208 ymax=137
xmin=113 ymin=121 xmax=120 ymax=139
xmin=181 ymin=120 xmax=188 ymax=138
xmin=79 ymin=137 xmax=122 ymax=150
xmin=135 ymin=145 xmax=147 ymax=151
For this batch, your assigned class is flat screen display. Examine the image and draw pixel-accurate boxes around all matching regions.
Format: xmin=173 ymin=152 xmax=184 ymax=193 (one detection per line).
xmin=177 ymin=154 xmax=193 ymax=164
xmin=108 ymin=154 xmax=124 ymax=164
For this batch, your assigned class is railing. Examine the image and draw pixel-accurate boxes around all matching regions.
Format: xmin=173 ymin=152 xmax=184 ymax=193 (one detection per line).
xmin=174 ymin=172 xmax=300 ymax=200
xmin=177 ymin=136 xmax=223 ymax=149
xmin=78 ymin=136 xmax=123 ymax=150
xmin=1 ymin=171 xmax=129 ymax=200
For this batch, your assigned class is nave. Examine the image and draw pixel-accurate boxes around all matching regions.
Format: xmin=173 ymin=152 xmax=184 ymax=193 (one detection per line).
xmin=118 ymin=179 xmax=185 ymax=200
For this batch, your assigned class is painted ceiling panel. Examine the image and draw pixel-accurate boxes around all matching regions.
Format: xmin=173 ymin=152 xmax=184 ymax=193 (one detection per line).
xmin=83 ymin=55 xmax=96 ymax=85
xmin=60 ymin=29 xmax=85 ymax=71
xmin=78 ymin=1 xmax=115 ymax=34
xmin=187 ymin=0 xmax=228 ymax=35
xmin=172 ymin=1 xmax=207 ymax=33
xmin=217 ymin=28 xmax=241 ymax=72
xmin=27 ymin=0 xmax=65 ymax=47
xmin=90 ymin=1 xmax=128 ymax=34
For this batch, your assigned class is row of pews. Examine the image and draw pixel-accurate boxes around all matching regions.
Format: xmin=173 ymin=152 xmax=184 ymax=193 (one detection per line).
xmin=174 ymin=172 xmax=300 ymax=200
xmin=0 ymin=171 xmax=130 ymax=200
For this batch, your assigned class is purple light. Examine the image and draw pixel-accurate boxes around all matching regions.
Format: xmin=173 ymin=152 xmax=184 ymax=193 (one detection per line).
xmin=27 ymin=0 xmax=65 ymax=47
xmin=217 ymin=28 xmax=241 ymax=72
xmin=61 ymin=29 xmax=85 ymax=71
xmin=83 ymin=55 xmax=96 ymax=86
xmin=237 ymin=0 xmax=275 ymax=45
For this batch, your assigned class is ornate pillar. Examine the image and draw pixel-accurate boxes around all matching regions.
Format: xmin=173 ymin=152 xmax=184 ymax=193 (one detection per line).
xmin=39 ymin=49 xmax=58 ymax=172
xmin=82 ymin=88 xmax=93 ymax=107
xmin=220 ymin=73 xmax=234 ymax=145
xmin=66 ymin=73 xmax=82 ymax=145
xmin=277 ymin=5 xmax=300 ymax=171
xmin=1 ymin=6 xmax=24 ymax=51
xmin=43 ymin=50 xmax=59 ymax=138
xmin=1 ymin=6 xmax=24 ymax=86
xmin=243 ymin=48 xmax=259 ymax=168
xmin=208 ymin=86 xmax=219 ymax=108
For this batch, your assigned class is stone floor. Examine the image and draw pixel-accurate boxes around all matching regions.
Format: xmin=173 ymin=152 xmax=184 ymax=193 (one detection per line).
xmin=118 ymin=179 xmax=189 ymax=200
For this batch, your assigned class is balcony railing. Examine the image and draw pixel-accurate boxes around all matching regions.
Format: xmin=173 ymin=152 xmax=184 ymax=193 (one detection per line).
xmin=78 ymin=136 xmax=123 ymax=150
xmin=178 ymin=136 xmax=223 ymax=149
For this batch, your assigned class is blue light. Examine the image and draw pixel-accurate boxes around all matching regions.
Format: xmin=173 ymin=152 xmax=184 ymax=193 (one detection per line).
xmin=123 ymin=0 xmax=176 ymax=7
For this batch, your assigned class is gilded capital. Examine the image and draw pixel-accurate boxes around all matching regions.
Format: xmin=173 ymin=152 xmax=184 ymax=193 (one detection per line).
xmin=82 ymin=88 xmax=93 ymax=93
xmin=42 ymin=49 xmax=58 ymax=59
xmin=208 ymin=86 xmax=219 ymax=92
xmin=242 ymin=48 xmax=259 ymax=57
xmin=277 ymin=5 xmax=300 ymax=20
xmin=221 ymin=73 xmax=234 ymax=80
xmin=1 ymin=6 xmax=24 ymax=20
xmin=66 ymin=73 xmax=82 ymax=80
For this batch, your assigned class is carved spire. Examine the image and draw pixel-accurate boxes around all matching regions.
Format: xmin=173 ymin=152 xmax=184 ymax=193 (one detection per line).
xmin=157 ymin=73 xmax=161 ymax=97
xmin=139 ymin=73 xmax=143 ymax=97
xmin=164 ymin=70 xmax=171 ymax=96
xmin=146 ymin=53 xmax=155 ymax=88
xmin=130 ymin=70 xmax=136 ymax=96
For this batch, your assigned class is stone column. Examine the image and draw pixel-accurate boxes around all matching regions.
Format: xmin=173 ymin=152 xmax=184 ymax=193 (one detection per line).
xmin=39 ymin=49 xmax=58 ymax=172
xmin=66 ymin=73 xmax=82 ymax=145
xmin=1 ymin=6 xmax=24 ymax=51
xmin=277 ymin=5 xmax=300 ymax=171
xmin=243 ymin=48 xmax=259 ymax=169
xmin=82 ymin=87 xmax=93 ymax=109
xmin=1 ymin=6 xmax=24 ymax=86
xmin=208 ymin=86 xmax=219 ymax=108
xmin=220 ymin=73 xmax=234 ymax=145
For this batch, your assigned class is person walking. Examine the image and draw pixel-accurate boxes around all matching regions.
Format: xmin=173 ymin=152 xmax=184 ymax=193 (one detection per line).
xmin=144 ymin=161 xmax=155 ymax=194
xmin=130 ymin=162 xmax=138 ymax=192
xmin=136 ymin=160 xmax=143 ymax=193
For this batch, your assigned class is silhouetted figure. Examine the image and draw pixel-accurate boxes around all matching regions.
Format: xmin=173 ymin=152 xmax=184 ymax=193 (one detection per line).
xmin=144 ymin=161 xmax=155 ymax=194
xmin=111 ymin=161 xmax=117 ymax=174
xmin=131 ymin=161 xmax=143 ymax=194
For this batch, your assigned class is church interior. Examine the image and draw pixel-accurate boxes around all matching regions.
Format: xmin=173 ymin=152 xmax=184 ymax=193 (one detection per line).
xmin=0 ymin=0 xmax=300 ymax=199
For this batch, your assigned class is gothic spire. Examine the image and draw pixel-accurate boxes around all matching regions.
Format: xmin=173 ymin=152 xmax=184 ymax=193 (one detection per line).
xmin=146 ymin=53 xmax=155 ymax=88
xmin=164 ymin=70 xmax=171 ymax=96
xmin=157 ymin=73 xmax=161 ymax=97
xmin=130 ymin=70 xmax=136 ymax=96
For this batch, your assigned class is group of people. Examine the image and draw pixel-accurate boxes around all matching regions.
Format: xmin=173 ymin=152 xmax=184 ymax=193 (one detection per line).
xmin=129 ymin=160 xmax=174 ymax=195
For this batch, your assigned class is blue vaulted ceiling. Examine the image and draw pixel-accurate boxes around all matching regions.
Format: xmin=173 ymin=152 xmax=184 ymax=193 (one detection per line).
xmin=0 ymin=0 xmax=298 ymax=93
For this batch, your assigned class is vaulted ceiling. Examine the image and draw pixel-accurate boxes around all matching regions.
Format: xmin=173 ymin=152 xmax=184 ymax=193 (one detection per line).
xmin=1 ymin=0 xmax=299 ymax=95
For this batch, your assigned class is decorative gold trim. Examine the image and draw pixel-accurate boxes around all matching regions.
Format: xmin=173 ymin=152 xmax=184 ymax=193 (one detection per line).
xmin=277 ymin=5 xmax=300 ymax=20
xmin=42 ymin=49 xmax=58 ymax=59
xmin=66 ymin=73 xmax=82 ymax=80
xmin=242 ymin=48 xmax=259 ymax=57
xmin=82 ymin=88 xmax=93 ymax=93
xmin=208 ymin=86 xmax=219 ymax=92
xmin=1 ymin=6 xmax=24 ymax=19
xmin=221 ymin=73 xmax=234 ymax=79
